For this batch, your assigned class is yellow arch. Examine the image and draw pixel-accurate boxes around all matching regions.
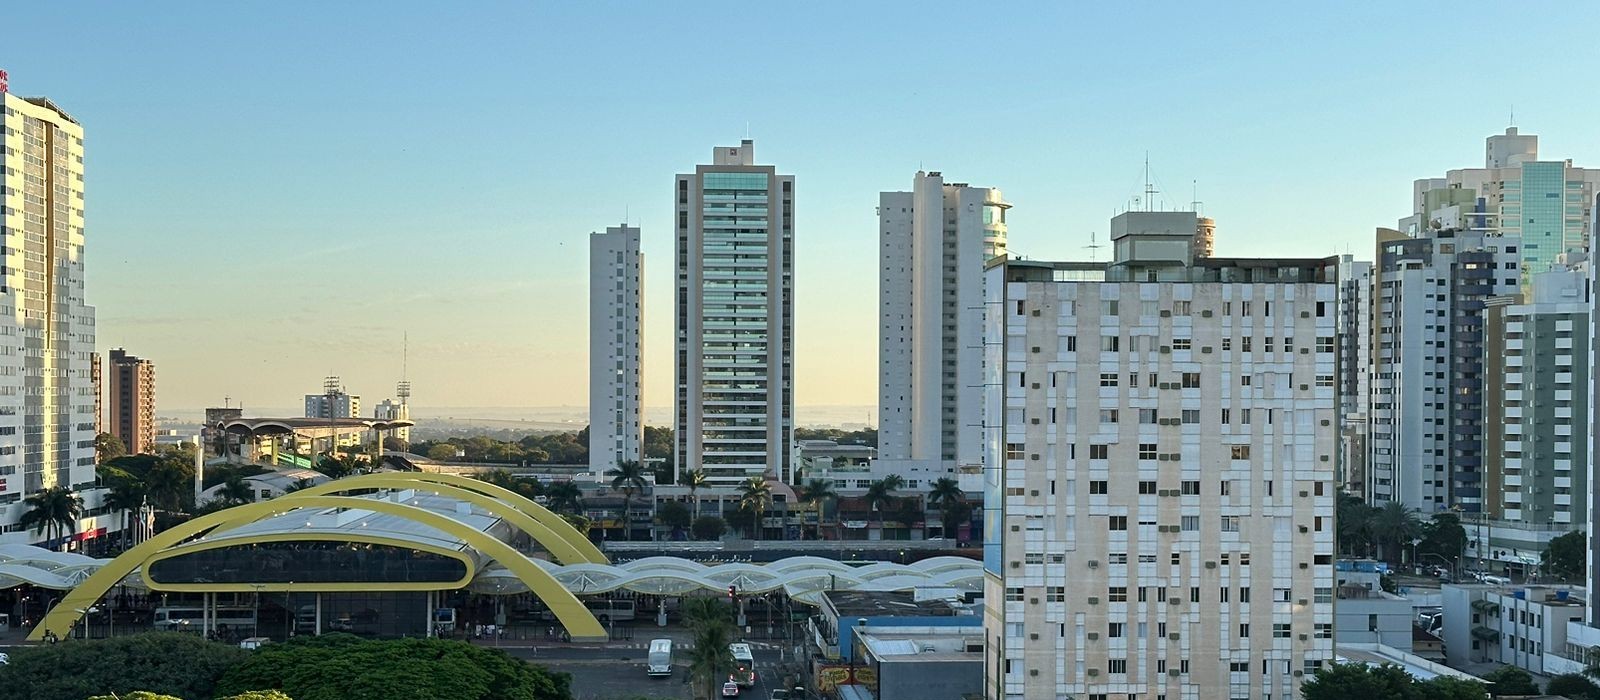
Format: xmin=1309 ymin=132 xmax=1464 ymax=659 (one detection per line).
xmin=214 ymin=475 xmax=595 ymax=566
xmin=356 ymin=471 xmax=607 ymax=564
xmin=140 ymin=533 xmax=477 ymax=592
xmin=29 ymin=495 xmax=606 ymax=642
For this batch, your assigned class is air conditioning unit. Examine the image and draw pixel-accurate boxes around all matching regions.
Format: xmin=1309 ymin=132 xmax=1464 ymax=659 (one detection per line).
xmin=1168 ymin=633 xmax=1180 ymax=641
xmin=1087 ymin=632 xmax=1099 ymax=640
xmin=1088 ymin=560 xmax=1099 ymax=569
xmin=1206 ymin=561 xmax=1217 ymax=569
xmin=1088 ymin=596 xmax=1099 ymax=605
xmin=1299 ymin=634 xmax=1309 ymax=641
xmin=1169 ymin=598 xmax=1182 ymax=606
xmin=1087 ymin=669 xmax=1100 ymax=677
xmin=1030 ymin=633 xmax=1039 ymax=640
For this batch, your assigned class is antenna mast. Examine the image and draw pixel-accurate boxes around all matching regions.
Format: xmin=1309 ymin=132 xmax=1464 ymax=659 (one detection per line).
xmin=397 ymin=333 xmax=411 ymax=404
xmin=1142 ymin=152 xmax=1158 ymax=211
xmin=1084 ymin=232 xmax=1103 ymax=262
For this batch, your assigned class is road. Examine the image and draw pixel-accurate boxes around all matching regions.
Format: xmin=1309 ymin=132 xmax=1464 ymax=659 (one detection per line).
xmin=500 ymin=644 xmax=791 ymax=700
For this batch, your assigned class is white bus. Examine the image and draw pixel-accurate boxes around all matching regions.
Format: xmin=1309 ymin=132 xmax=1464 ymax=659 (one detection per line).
xmin=647 ymin=638 xmax=673 ymax=677
xmin=584 ymin=599 xmax=636 ymax=623
xmin=729 ymin=643 xmax=756 ymax=687
xmin=153 ymin=606 xmax=257 ymax=633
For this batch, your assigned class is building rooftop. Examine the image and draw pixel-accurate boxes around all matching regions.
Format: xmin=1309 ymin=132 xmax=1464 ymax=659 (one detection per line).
xmin=823 ymin=590 xmax=960 ymax=619
xmin=992 ymin=255 xmax=1339 ymax=284
xmin=1335 ymin=643 xmax=1481 ymax=682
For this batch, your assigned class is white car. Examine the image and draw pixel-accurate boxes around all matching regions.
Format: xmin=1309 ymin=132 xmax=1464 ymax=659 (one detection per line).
xmin=0 ymin=652 xmax=9 ymax=665
xmin=722 ymin=680 xmax=741 ymax=697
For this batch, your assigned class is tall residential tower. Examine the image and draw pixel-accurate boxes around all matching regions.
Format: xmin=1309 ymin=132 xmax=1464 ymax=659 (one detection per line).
xmin=675 ymin=141 xmax=794 ymax=486
xmin=106 ymin=348 xmax=156 ymax=455
xmin=589 ymin=224 xmax=643 ymax=474
xmin=877 ymin=172 xmax=1008 ymax=486
xmin=0 ymin=84 xmax=100 ymax=546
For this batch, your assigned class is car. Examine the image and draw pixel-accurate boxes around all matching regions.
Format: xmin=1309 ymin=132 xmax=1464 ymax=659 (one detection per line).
xmin=770 ymin=690 xmax=791 ymax=700
xmin=0 ymin=652 xmax=8 ymax=665
xmin=722 ymin=680 xmax=741 ymax=697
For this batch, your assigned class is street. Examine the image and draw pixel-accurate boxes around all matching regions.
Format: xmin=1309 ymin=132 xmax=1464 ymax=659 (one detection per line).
xmin=501 ymin=644 xmax=790 ymax=700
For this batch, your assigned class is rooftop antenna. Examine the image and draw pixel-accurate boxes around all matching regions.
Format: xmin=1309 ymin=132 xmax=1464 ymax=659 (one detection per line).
xmin=1084 ymin=231 xmax=1103 ymax=262
xmin=1509 ymin=104 xmax=1515 ymax=127
xmin=1142 ymin=152 xmax=1158 ymax=212
xmin=1190 ymin=179 xmax=1203 ymax=215
xmin=623 ymin=205 xmax=629 ymax=226
xmin=397 ymin=333 xmax=411 ymax=405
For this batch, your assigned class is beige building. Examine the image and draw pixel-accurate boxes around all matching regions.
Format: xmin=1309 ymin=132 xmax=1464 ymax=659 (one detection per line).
xmin=107 ymin=348 xmax=156 ymax=455
xmin=982 ymin=214 xmax=1338 ymax=700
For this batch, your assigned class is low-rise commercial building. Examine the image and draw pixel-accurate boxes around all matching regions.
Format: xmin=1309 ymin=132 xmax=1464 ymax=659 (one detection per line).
xmin=1441 ymin=583 xmax=1585 ymax=675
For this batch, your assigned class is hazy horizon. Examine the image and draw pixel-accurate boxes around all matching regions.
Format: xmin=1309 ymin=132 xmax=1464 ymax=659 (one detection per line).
xmin=4 ymin=2 xmax=1597 ymax=414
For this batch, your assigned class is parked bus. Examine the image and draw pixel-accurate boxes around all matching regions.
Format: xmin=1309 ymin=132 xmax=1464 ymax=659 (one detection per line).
xmin=647 ymin=638 xmax=673 ymax=677
xmin=584 ymin=599 xmax=636 ymax=623
xmin=153 ymin=607 xmax=257 ymax=633
xmin=729 ymin=643 xmax=756 ymax=687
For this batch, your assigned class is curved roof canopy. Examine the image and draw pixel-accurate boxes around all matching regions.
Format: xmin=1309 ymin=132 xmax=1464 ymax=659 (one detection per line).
xmin=222 ymin=417 xmax=415 ymax=438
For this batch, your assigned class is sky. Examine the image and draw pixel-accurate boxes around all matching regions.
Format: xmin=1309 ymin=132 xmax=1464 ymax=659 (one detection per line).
xmin=3 ymin=2 xmax=1598 ymax=420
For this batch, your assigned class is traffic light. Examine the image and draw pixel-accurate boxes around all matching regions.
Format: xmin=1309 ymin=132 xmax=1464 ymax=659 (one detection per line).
xmin=728 ymin=584 xmax=737 ymax=602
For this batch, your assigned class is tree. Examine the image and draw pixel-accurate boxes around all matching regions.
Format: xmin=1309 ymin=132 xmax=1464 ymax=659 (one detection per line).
xmin=1337 ymin=490 xmax=1376 ymax=557
xmin=606 ymin=460 xmax=649 ymax=541
xmin=218 ymin=475 xmax=255 ymax=506
xmin=681 ymin=599 xmax=736 ymax=700
xmin=219 ymin=693 xmax=297 ymax=700
xmin=426 ymin=444 xmax=458 ymax=461
xmin=1417 ymin=512 xmax=1468 ymax=572
xmin=544 ymin=481 xmax=584 ymax=514
xmin=679 ymin=468 xmax=709 ymax=519
xmin=0 ymin=632 xmax=248 ymax=700
xmin=1300 ymin=661 xmax=1423 ymax=700
xmin=1545 ymin=530 xmax=1586 ymax=581
xmin=213 ymin=633 xmax=572 ymax=700
xmin=101 ymin=473 xmax=148 ymax=549
xmin=1545 ymin=673 xmax=1600 ymax=700
xmin=1371 ymin=501 xmax=1423 ymax=566
xmin=658 ymin=501 xmax=692 ymax=533
xmin=87 ymin=693 xmax=183 ymax=700
xmin=1481 ymin=665 xmax=1538 ymax=696
xmin=1417 ymin=676 xmax=1491 ymax=700
xmin=20 ymin=486 xmax=83 ymax=551
xmin=927 ymin=477 xmax=965 ymax=538
xmin=314 ymin=452 xmax=367 ymax=480
xmin=798 ymin=478 xmax=836 ymax=539
xmin=940 ymin=501 xmax=974 ymax=541
xmin=143 ymin=453 xmax=197 ymax=513
xmin=737 ymin=476 xmax=773 ymax=541
xmin=95 ymin=432 xmax=128 ymax=462
xmin=865 ymin=474 xmax=904 ymax=533
xmin=282 ymin=478 xmax=317 ymax=495
xmin=692 ymin=515 xmax=726 ymax=541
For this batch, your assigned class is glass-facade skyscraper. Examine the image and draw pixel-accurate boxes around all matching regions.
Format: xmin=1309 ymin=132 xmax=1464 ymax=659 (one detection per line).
xmin=674 ymin=141 xmax=794 ymax=490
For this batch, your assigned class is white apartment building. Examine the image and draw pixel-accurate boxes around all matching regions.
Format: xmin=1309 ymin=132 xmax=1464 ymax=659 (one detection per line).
xmin=1337 ymin=256 xmax=1373 ymax=498
xmin=1404 ymin=127 xmax=1600 ymax=288
xmin=1589 ymin=196 xmax=1600 ymax=626
xmin=373 ymin=397 xmax=411 ymax=443
xmin=675 ymin=141 xmax=794 ymax=486
xmin=1369 ymin=227 xmax=1520 ymax=512
xmin=304 ymin=377 xmax=359 ymax=419
xmin=0 ymin=86 xmax=106 ymax=547
xmin=1440 ymin=583 xmax=1585 ymax=674
xmin=877 ymin=171 xmax=1007 ymax=491
xmin=588 ymin=224 xmax=643 ymax=473
xmin=982 ymin=217 xmax=1338 ymax=700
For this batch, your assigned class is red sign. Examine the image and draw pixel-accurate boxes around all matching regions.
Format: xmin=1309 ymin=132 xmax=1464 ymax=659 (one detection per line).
xmin=73 ymin=526 xmax=107 ymax=542
xmin=0 ymin=69 xmax=8 ymax=94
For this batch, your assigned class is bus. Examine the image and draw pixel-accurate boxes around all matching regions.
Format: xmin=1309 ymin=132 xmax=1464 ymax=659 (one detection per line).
xmin=584 ymin=599 xmax=636 ymax=623
xmin=729 ymin=643 xmax=756 ymax=687
xmin=153 ymin=607 xmax=257 ymax=634
xmin=646 ymin=638 xmax=673 ymax=677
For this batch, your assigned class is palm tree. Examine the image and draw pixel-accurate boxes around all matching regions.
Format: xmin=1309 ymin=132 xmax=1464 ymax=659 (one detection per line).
xmin=21 ymin=486 xmax=83 ymax=551
xmin=927 ymin=477 xmax=965 ymax=539
xmin=680 ymin=596 xmax=734 ymax=632
xmin=282 ymin=477 xmax=317 ymax=495
xmin=687 ymin=618 xmax=735 ymax=699
xmin=1371 ymin=500 xmax=1423 ymax=566
xmin=314 ymin=452 xmax=366 ymax=479
xmin=100 ymin=473 xmax=147 ymax=550
xmin=737 ymin=476 xmax=773 ymax=541
xmin=798 ymin=478 xmax=837 ymax=540
xmin=218 ymin=475 xmax=255 ymax=506
xmin=544 ymin=480 xmax=584 ymax=515
xmin=679 ymin=468 xmax=709 ymax=519
xmin=865 ymin=474 xmax=904 ymax=534
xmin=606 ymin=460 xmax=649 ymax=541
xmin=1336 ymin=492 xmax=1376 ymax=557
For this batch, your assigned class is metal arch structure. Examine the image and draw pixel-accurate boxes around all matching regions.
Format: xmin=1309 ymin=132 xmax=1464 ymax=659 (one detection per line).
xmin=364 ymin=471 xmax=608 ymax=564
xmin=468 ymin=555 xmax=985 ymax=605
xmin=139 ymin=532 xmax=480 ymax=593
xmin=27 ymin=495 xmax=607 ymax=643
xmin=211 ymin=474 xmax=599 ymax=566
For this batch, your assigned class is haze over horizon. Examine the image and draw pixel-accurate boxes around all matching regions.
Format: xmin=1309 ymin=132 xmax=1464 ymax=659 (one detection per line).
xmin=4 ymin=1 xmax=1597 ymax=415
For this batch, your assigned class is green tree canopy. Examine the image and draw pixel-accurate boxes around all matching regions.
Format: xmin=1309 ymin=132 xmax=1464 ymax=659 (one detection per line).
xmin=692 ymin=515 xmax=726 ymax=541
xmin=86 ymin=693 xmax=183 ymax=700
xmin=95 ymin=432 xmax=128 ymax=462
xmin=1301 ymin=662 xmax=1427 ymax=700
xmin=1480 ymin=665 xmax=1538 ymax=696
xmin=0 ymin=632 xmax=247 ymax=700
xmin=1416 ymin=675 xmax=1490 ymax=700
xmin=1545 ymin=673 xmax=1600 ymax=700
xmin=214 ymin=634 xmax=571 ymax=700
xmin=658 ymin=500 xmax=692 ymax=530
xmin=1545 ymin=530 xmax=1586 ymax=581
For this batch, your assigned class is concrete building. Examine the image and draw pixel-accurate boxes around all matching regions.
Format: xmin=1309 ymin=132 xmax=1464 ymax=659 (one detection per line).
xmin=856 ymin=627 xmax=985 ymax=700
xmin=1332 ymin=582 xmax=1414 ymax=649
xmin=1484 ymin=266 xmax=1590 ymax=528
xmin=304 ymin=376 xmax=359 ymax=419
xmin=373 ymin=398 xmax=410 ymax=444
xmin=106 ymin=348 xmax=156 ymax=455
xmin=90 ymin=352 xmax=102 ymax=435
xmin=1403 ymin=127 xmax=1600 ymax=289
xmin=982 ymin=220 xmax=1338 ymax=700
xmin=877 ymin=172 xmax=1008 ymax=490
xmin=675 ymin=141 xmax=793 ymax=486
xmin=1440 ymin=583 xmax=1585 ymax=675
xmin=0 ymin=86 xmax=105 ymax=548
xmin=1589 ymin=196 xmax=1600 ymax=627
xmin=1369 ymin=227 xmax=1521 ymax=512
xmin=589 ymin=224 xmax=643 ymax=475
xmin=1338 ymin=256 xmax=1374 ymax=498
xmin=792 ymin=439 xmax=877 ymax=491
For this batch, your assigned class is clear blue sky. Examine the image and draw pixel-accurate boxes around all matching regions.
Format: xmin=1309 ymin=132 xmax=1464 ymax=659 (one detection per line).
xmin=4 ymin=2 xmax=1597 ymax=418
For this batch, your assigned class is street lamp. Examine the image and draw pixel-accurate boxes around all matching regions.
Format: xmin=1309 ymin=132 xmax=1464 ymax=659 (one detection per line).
xmin=74 ymin=606 xmax=99 ymax=640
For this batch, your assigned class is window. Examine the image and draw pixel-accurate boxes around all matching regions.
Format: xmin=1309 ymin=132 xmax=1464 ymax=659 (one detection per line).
xmin=1090 ymin=480 xmax=1108 ymax=494
xmin=1172 ymin=338 xmax=1191 ymax=351
xmin=1273 ymin=623 xmax=1291 ymax=638
xmin=1108 ymin=658 xmax=1127 ymax=674
xmin=1109 ymin=516 xmax=1128 ymax=530
xmin=1005 ymin=587 xmax=1024 ymax=602
xmin=1316 ymin=374 xmax=1334 ymax=387
xmin=1317 ymin=336 xmax=1334 ymax=354
xmin=1047 ymin=586 xmax=1065 ymax=602
xmin=1139 ymin=409 xmax=1158 ymax=424
xmin=1239 ymin=409 xmax=1251 ymax=425
xmin=1100 ymin=373 xmax=1119 ymax=387
xmin=1103 ymin=300 xmax=1118 ymax=316
xmin=1173 ymin=300 xmax=1191 ymax=315
xmin=1139 ymin=444 xmax=1157 ymax=461
xmin=1006 ymin=443 xmax=1024 ymax=460
xmin=1139 ymin=479 xmax=1157 ymax=493
xmin=1240 ymin=374 xmax=1252 ymax=387
xmin=1181 ymin=409 xmax=1200 ymax=424
xmin=1065 ymin=335 xmax=1077 ymax=351
xmin=1181 ymin=515 xmax=1199 ymax=531
xmin=1221 ymin=408 xmax=1230 ymax=424
xmin=1222 ymin=337 xmax=1232 ymax=351
xmin=1242 ymin=336 xmax=1253 ymax=352
xmin=1181 ymin=480 xmax=1200 ymax=495
xmin=1102 ymin=336 xmax=1120 ymax=352
xmin=1181 ymin=372 xmax=1200 ymax=388
xmin=1108 ymin=553 xmax=1128 ymax=564
xmin=1025 ymin=552 xmax=1044 ymax=564
xmin=1221 ymin=516 xmax=1241 ymax=532
xmin=1231 ymin=445 xmax=1251 ymax=460
xmin=1100 ymin=409 xmax=1119 ymax=424
xmin=1239 ymin=623 xmax=1250 ymax=637
xmin=1191 ymin=586 xmax=1200 ymax=602
xmin=1239 ymin=587 xmax=1250 ymax=602
xmin=1108 ymin=587 xmax=1127 ymax=602
xmin=1220 ymin=587 xmax=1230 ymax=602
xmin=1090 ymin=445 xmax=1109 ymax=460
xmin=1108 ymin=622 xmax=1125 ymax=638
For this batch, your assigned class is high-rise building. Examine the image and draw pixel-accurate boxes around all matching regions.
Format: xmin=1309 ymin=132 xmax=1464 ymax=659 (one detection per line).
xmin=106 ymin=348 xmax=156 ymax=455
xmin=1483 ymin=266 xmax=1589 ymax=529
xmin=91 ymin=352 xmax=102 ymax=435
xmin=1337 ymin=256 xmax=1374 ymax=497
xmin=373 ymin=398 xmax=411 ymax=443
xmin=877 ymin=171 xmax=1008 ymax=485
xmin=1404 ymin=127 xmax=1600 ymax=288
xmin=305 ymin=376 xmax=360 ymax=419
xmin=982 ymin=221 xmax=1338 ymax=700
xmin=1369 ymin=227 xmax=1521 ymax=511
xmin=0 ymin=84 xmax=100 ymax=546
xmin=1587 ymin=197 xmax=1600 ymax=626
xmin=589 ymin=224 xmax=642 ymax=474
xmin=675 ymin=141 xmax=793 ymax=486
